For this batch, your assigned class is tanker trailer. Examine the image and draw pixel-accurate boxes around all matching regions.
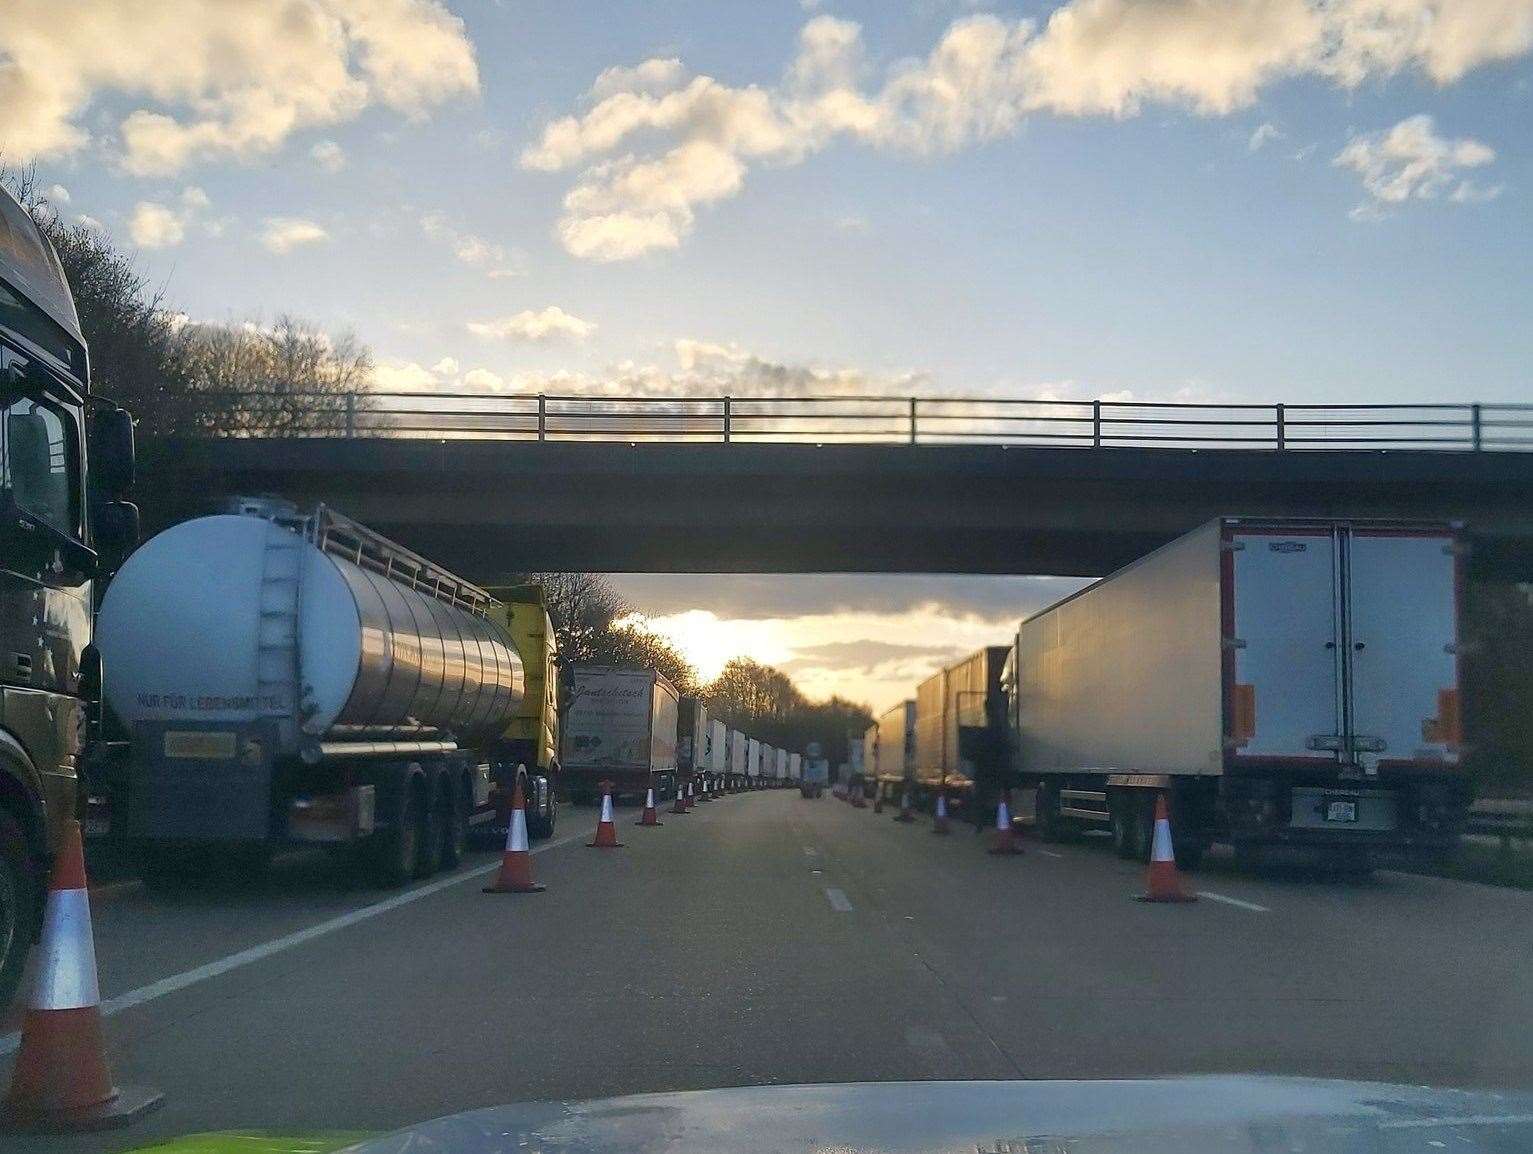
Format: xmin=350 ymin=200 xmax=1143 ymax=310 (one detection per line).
xmin=95 ymin=498 xmax=529 ymax=886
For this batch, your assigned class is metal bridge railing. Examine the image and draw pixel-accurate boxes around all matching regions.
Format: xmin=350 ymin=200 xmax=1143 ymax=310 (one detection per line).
xmin=186 ymin=392 xmax=1533 ymax=450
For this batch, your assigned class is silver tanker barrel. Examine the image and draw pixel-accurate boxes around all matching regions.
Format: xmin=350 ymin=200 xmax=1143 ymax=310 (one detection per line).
xmin=96 ymin=498 xmax=525 ymax=882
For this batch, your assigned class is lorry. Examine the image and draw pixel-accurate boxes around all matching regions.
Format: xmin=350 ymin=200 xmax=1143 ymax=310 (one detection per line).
xmin=1006 ymin=517 xmax=1470 ymax=871
xmin=677 ymin=697 xmax=708 ymax=798
xmin=760 ymin=743 xmax=775 ymax=789
xmin=483 ymin=583 xmax=561 ymax=838
xmin=872 ymin=701 xmax=915 ymax=805
xmin=776 ymin=747 xmax=789 ymax=785
xmin=729 ymin=729 xmax=746 ymax=791
xmin=709 ymin=718 xmax=728 ymax=793
xmin=95 ymin=499 xmax=559 ymax=887
xmin=0 ymin=185 xmax=138 ymax=1002
xmin=561 ymin=665 xmax=678 ymax=804
xmin=747 ymin=737 xmax=761 ymax=788
xmin=789 ymin=751 xmax=802 ymax=782
xmin=800 ymin=747 xmax=829 ymax=798
xmin=911 ymin=646 xmax=1012 ymax=817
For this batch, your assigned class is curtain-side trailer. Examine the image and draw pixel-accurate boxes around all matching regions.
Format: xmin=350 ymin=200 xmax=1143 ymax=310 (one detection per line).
xmin=873 ymin=701 xmax=915 ymax=803
xmin=910 ymin=647 xmax=1011 ymax=808
xmin=1008 ymin=518 xmax=1468 ymax=871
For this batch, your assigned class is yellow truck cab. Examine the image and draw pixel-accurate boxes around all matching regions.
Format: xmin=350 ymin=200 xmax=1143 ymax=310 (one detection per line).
xmin=485 ymin=584 xmax=560 ymax=837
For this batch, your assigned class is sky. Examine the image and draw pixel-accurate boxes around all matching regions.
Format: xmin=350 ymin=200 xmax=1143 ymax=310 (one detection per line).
xmin=4 ymin=0 xmax=1531 ymax=711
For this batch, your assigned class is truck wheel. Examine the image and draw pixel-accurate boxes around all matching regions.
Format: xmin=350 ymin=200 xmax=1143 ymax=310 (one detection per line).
xmin=0 ymin=810 xmax=38 ymax=1010
xmin=415 ymin=776 xmax=446 ymax=880
xmin=441 ymin=775 xmax=468 ymax=870
xmin=369 ymin=779 xmax=422 ymax=887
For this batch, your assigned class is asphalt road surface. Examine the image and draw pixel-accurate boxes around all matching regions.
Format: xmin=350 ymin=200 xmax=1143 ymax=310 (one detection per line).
xmin=5 ymin=790 xmax=1533 ymax=1151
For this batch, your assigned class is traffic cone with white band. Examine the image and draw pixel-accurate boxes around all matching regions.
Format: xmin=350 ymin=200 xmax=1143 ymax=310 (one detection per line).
xmin=588 ymin=786 xmax=624 ymax=849
xmin=893 ymin=789 xmax=916 ymax=823
xmin=3 ymin=820 xmax=163 ymax=1132
xmin=1138 ymin=794 xmax=1196 ymax=903
xmin=635 ymin=787 xmax=662 ymax=827
xmin=671 ymin=779 xmax=688 ymax=815
xmin=685 ymin=780 xmax=696 ymax=810
xmin=484 ymin=780 xmax=545 ymax=893
xmin=988 ymin=791 xmax=1024 ymax=855
xmin=932 ymin=791 xmax=951 ymax=834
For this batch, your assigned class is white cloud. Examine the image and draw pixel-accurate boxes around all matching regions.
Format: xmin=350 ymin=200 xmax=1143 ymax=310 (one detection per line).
xmin=0 ymin=0 xmax=478 ymax=174
xmin=466 ymin=306 xmax=597 ymax=343
xmin=1333 ymin=114 xmax=1499 ymax=217
xmin=431 ymin=356 xmax=460 ymax=375
xmin=419 ymin=211 xmax=526 ymax=277
xmin=47 ymin=183 xmax=70 ymax=204
xmin=75 ymin=214 xmax=106 ymax=233
xmin=311 ymin=139 xmax=347 ymax=173
xmin=260 ymin=216 xmax=330 ymax=254
xmin=1248 ymin=120 xmax=1283 ymax=150
xmin=127 ymin=185 xmax=215 ymax=248
xmin=525 ymin=2 xmax=1533 ymax=259
xmin=128 ymin=202 xmax=185 ymax=249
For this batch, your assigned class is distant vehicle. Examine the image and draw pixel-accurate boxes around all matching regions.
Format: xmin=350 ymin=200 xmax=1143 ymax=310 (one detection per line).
xmin=912 ymin=646 xmax=1011 ymax=814
xmin=562 ymin=665 xmax=679 ymax=803
xmin=872 ymin=700 xmax=916 ymax=804
xmin=747 ymin=737 xmax=761 ymax=787
xmin=801 ymin=743 xmax=829 ymax=798
xmin=760 ymin=743 xmax=775 ymax=790
xmin=1005 ymin=517 xmax=1470 ymax=871
xmin=708 ymin=718 xmax=728 ymax=793
xmin=94 ymin=500 xmax=561 ymax=887
xmin=788 ymin=751 xmax=802 ymax=782
xmin=775 ymin=746 xmax=788 ymax=785
xmin=0 ymin=185 xmax=138 ymax=1002
xmin=677 ymin=696 xmax=708 ymax=796
xmin=729 ymin=729 xmax=746 ymax=791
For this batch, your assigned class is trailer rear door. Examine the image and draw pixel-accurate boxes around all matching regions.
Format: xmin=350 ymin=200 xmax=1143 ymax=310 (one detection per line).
xmin=1229 ymin=527 xmax=1341 ymax=762
xmin=1345 ymin=529 xmax=1460 ymax=770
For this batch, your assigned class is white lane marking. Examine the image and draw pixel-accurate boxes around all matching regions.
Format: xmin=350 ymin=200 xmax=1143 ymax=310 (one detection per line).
xmin=1036 ymin=849 xmax=1063 ymax=859
xmin=1 ymin=830 xmax=586 ymax=1056
xmin=824 ymin=887 xmax=853 ymax=912
xmin=1196 ymin=891 xmax=1270 ymax=913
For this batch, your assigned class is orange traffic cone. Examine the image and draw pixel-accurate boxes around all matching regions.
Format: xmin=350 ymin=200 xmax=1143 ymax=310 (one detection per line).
xmin=1138 ymin=794 xmax=1196 ymax=903
xmin=893 ymin=789 xmax=916 ymax=823
xmin=932 ymin=792 xmax=951 ymax=834
xmin=635 ymin=787 xmax=663 ymax=827
xmin=484 ymin=780 xmax=546 ymax=893
xmin=671 ymin=780 xmax=688 ymax=815
xmin=2 ymin=820 xmax=163 ymax=1133
xmin=988 ymin=791 xmax=1024 ymax=855
xmin=588 ymin=787 xmax=625 ymax=849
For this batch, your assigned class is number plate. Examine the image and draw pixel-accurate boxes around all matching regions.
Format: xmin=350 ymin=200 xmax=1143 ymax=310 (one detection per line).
xmin=163 ymin=730 xmax=237 ymax=759
xmin=1325 ymin=799 xmax=1358 ymax=823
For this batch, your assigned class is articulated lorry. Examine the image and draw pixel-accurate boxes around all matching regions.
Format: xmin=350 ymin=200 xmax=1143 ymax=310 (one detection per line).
xmin=729 ymin=729 xmax=746 ymax=791
xmin=678 ymin=697 xmax=708 ymax=797
xmin=561 ymin=665 xmax=678 ymax=803
xmin=709 ymin=718 xmax=728 ymax=792
xmin=1007 ymin=517 xmax=1470 ymax=871
xmin=94 ymin=499 xmax=562 ymax=887
xmin=911 ymin=646 xmax=1011 ymax=811
xmin=872 ymin=700 xmax=915 ymax=803
xmin=0 ymin=186 xmax=138 ymax=1002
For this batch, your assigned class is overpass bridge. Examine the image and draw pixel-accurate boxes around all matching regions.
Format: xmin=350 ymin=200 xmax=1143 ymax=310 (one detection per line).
xmin=139 ymin=393 xmax=1533 ymax=580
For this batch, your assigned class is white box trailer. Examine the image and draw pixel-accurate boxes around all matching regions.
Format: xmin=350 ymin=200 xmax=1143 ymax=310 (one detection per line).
xmin=747 ymin=738 xmax=761 ymax=783
xmin=562 ymin=665 xmax=679 ymax=802
xmin=729 ymin=729 xmax=746 ymax=788
xmin=761 ymin=744 xmax=776 ymax=788
xmin=1008 ymin=518 xmax=1468 ymax=869
xmin=677 ymin=697 xmax=708 ymax=775
xmin=709 ymin=719 xmax=728 ymax=785
xmin=789 ymin=752 xmax=802 ymax=781
xmin=776 ymin=748 xmax=789 ymax=781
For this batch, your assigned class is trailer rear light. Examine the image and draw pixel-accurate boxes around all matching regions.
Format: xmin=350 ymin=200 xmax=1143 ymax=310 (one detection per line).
xmin=1231 ymin=683 xmax=1256 ymax=746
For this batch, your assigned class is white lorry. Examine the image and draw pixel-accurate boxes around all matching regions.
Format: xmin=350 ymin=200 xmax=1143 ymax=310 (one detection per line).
xmin=1006 ymin=517 xmax=1469 ymax=871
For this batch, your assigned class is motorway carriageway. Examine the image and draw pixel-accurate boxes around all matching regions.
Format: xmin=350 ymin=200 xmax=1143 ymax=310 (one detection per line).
xmin=5 ymin=791 xmax=1533 ymax=1152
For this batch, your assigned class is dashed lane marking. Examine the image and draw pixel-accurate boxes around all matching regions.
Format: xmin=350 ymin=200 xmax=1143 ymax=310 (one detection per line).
xmin=1 ymin=829 xmax=587 ymax=1056
xmin=1196 ymin=891 xmax=1270 ymax=913
xmin=1036 ymin=849 xmax=1063 ymax=859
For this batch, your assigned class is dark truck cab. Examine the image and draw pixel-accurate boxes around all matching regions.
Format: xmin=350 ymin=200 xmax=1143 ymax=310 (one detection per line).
xmin=0 ymin=187 xmax=136 ymax=1004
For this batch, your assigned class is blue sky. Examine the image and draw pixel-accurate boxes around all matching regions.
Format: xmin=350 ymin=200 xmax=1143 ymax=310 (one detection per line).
xmin=5 ymin=0 xmax=1531 ymax=706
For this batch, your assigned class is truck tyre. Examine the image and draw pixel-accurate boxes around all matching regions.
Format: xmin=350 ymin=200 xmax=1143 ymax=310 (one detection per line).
xmin=530 ymin=785 xmax=557 ymax=839
xmin=369 ymin=777 xmax=422 ymax=887
xmin=415 ymin=775 xmax=446 ymax=880
xmin=1109 ymin=791 xmax=1142 ymax=859
xmin=0 ymin=809 xmax=38 ymax=1010
xmin=1034 ymin=782 xmax=1065 ymax=842
xmin=441 ymin=773 xmax=469 ymax=870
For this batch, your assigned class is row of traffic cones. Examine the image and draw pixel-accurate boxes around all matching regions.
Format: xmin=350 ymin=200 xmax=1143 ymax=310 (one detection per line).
xmin=851 ymin=783 xmax=1197 ymax=902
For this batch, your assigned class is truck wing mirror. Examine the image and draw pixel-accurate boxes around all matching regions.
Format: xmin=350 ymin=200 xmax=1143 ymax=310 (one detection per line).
xmin=89 ymin=406 xmax=135 ymax=497
xmin=94 ymin=500 xmax=140 ymax=571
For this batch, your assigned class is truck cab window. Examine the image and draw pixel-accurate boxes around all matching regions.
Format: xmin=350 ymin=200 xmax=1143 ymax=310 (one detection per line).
xmin=2 ymin=396 xmax=76 ymax=537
